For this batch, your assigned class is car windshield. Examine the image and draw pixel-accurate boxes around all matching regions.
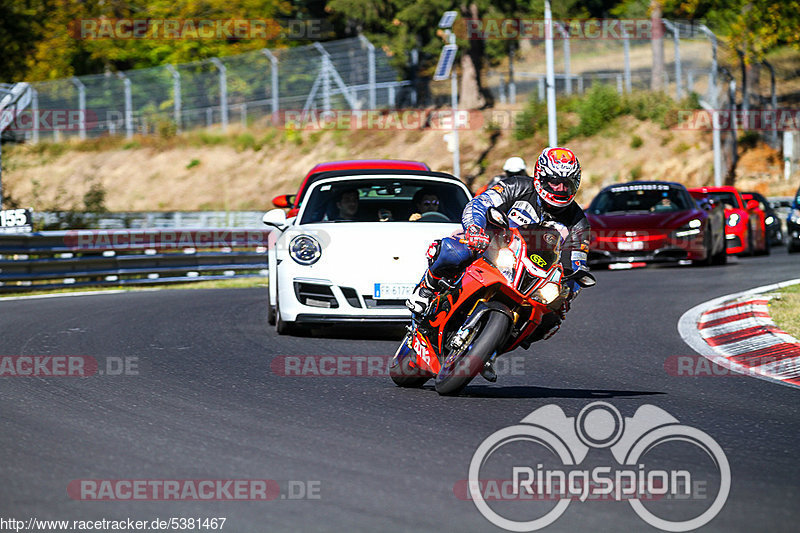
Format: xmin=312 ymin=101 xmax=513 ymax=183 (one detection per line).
xmin=706 ymin=191 xmax=740 ymax=210
xmin=299 ymin=178 xmax=470 ymax=224
xmin=589 ymin=184 xmax=693 ymax=214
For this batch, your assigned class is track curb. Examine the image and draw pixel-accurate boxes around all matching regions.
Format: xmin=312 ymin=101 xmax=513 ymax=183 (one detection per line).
xmin=678 ymin=278 xmax=800 ymax=389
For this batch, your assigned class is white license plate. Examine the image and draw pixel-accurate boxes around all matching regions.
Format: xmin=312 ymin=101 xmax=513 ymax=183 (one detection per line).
xmin=617 ymin=241 xmax=644 ymax=251
xmin=374 ymin=283 xmax=414 ymax=299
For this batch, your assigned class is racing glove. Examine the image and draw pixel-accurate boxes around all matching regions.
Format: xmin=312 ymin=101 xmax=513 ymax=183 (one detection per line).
xmin=464 ymin=225 xmax=490 ymax=253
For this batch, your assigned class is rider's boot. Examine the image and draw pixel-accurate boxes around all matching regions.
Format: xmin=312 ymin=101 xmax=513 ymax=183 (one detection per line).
xmin=406 ymin=271 xmax=438 ymax=318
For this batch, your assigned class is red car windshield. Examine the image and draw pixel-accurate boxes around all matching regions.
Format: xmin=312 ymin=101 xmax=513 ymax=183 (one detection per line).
xmin=705 ymin=191 xmax=740 ymax=210
xmin=590 ymin=184 xmax=693 ymax=215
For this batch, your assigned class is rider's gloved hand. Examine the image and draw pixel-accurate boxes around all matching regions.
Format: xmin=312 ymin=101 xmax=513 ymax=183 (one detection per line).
xmin=465 ymin=225 xmax=490 ymax=252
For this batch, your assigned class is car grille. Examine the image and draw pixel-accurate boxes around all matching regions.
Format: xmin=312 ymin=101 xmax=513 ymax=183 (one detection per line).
xmin=294 ymin=282 xmax=339 ymax=308
xmin=363 ymin=297 xmax=406 ymax=309
xmin=340 ymin=286 xmax=362 ymax=308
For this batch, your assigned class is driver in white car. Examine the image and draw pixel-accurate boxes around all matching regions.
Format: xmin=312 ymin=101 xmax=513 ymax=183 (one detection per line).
xmin=409 ymin=188 xmax=440 ymax=221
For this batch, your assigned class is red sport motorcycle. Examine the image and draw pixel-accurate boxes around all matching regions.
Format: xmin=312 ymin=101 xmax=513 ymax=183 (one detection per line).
xmin=390 ymin=207 xmax=595 ymax=396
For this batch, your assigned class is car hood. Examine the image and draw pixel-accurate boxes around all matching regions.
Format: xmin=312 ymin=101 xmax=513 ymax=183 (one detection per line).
xmin=586 ymin=210 xmax=701 ymax=230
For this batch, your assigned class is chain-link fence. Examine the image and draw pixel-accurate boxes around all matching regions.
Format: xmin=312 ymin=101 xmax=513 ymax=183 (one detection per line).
xmin=486 ymin=20 xmax=718 ymax=104
xmin=25 ymin=37 xmax=409 ymax=141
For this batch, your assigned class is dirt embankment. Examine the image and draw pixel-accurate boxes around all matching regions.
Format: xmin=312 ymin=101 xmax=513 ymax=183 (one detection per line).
xmin=3 ymin=111 xmax=796 ymax=212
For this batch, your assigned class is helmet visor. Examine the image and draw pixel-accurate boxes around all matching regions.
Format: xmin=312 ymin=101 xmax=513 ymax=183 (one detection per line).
xmin=542 ymin=175 xmax=578 ymax=202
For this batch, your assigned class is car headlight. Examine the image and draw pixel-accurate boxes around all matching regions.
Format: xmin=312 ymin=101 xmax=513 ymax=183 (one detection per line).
xmin=672 ymin=219 xmax=702 ymax=238
xmin=727 ymin=213 xmax=740 ymax=227
xmin=790 ymin=209 xmax=800 ymax=224
xmin=289 ymin=235 xmax=322 ymax=265
xmin=533 ymin=282 xmax=561 ymax=305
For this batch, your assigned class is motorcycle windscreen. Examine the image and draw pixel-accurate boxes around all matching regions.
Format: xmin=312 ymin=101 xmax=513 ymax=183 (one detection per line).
xmin=516 ymin=224 xmax=563 ymax=270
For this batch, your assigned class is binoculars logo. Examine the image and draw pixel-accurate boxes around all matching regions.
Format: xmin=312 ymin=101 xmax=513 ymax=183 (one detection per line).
xmin=468 ymin=402 xmax=730 ymax=532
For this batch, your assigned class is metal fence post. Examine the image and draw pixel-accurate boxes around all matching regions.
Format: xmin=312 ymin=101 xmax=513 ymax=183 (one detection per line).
xmin=359 ymin=36 xmax=376 ymax=109
xmin=115 ymin=72 xmax=133 ymax=139
xmin=31 ymin=88 xmax=39 ymax=144
xmin=699 ymin=24 xmax=721 ymax=186
xmin=71 ymin=77 xmax=87 ymax=139
xmin=538 ymin=77 xmax=545 ymax=101
xmin=261 ymin=49 xmax=279 ymax=122
xmin=555 ymin=22 xmax=571 ymax=95
xmin=663 ymin=20 xmax=682 ymax=99
xmin=763 ymin=60 xmax=777 ymax=146
xmin=165 ymin=64 xmax=181 ymax=131
xmin=622 ymin=28 xmax=631 ymax=93
xmin=210 ymin=58 xmax=228 ymax=130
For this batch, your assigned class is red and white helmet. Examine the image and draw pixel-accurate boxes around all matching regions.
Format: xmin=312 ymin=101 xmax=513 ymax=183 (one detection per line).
xmin=533 ymin=147 xmax=581 ymax=208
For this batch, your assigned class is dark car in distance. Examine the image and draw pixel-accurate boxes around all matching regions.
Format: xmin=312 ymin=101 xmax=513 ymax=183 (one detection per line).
xmin=743 ymin=191 xmax=783 ymax=246
xmin=586 ymin=181 xmax=727 ymax=267
xmin=788 ymin=184 xmax=800 ymax=253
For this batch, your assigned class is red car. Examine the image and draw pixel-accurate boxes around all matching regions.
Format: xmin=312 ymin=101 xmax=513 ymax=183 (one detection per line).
xmin=586 ymin=181 xmax=727 ymax=267
xmin=688 ymin=186 xmax=768 ymax=255
xmin=272 ymin=160 xmax=431 ymax=218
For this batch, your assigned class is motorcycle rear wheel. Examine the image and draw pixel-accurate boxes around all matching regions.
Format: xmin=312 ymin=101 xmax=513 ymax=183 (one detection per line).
xmin=435 ymin=311 xmax=510 ymax=396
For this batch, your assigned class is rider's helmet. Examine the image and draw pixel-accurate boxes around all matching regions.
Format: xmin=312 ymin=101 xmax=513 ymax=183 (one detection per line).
xmin=502 ymin=156 xmax=527 ymax=177
xmin=533 ymin=147 xmax=581 ymax=209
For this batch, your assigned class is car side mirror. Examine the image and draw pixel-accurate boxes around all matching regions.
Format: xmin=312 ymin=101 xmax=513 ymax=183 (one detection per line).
xmin=746 ymin=199 xmax=759 ymax=211
xmin=262 ymin=209 xmax=288 ymax=230
xmin=272 ymin=194 xmax=296 ymax=209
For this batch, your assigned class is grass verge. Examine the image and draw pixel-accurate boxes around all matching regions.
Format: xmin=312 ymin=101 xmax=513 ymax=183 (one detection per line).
xmin=0 ymin=277 xmax=266 ymax=299
xmin=768 ymin=283 xmax=800 ymax=339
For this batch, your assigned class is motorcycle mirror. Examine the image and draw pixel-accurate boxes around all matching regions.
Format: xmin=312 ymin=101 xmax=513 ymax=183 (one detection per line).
xmin=487 ymin=207 xmax=509 ymax=228
xmin=565 ymin=269 xmax=596 ymax=288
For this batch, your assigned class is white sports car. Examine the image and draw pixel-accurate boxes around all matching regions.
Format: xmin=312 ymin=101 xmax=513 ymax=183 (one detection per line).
xmin=262 ymin=169 xmax=472 ymax=334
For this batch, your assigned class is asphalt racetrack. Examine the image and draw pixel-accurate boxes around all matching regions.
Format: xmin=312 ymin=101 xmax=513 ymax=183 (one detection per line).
xmin=1 ymin=249 xmax=798 ymax=532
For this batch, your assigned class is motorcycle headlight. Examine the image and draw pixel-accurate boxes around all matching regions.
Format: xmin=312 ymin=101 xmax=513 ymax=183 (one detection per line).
xmin=289 ymin=235 xmax=322 ymax=265
xmin=765 ymin=216 xmax=774 ymax=225
xmin=727 ymin=213 xmax=740 ymax=227
xmin=533 ymin=282 xmax=561 ymax=305
xmin=495 ymin=248 xmax=516 ymax=270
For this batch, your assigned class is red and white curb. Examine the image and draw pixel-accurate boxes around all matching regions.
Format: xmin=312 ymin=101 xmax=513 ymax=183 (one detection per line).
xmin=678 ymin=279 xmax=800 ymax=389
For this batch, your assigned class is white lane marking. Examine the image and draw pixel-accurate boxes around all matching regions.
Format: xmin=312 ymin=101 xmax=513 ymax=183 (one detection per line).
xmin=698 ymin=316 xmax=775 ymax=338
xmin=711 ymin=332 xmax=797 ymax=356
xmin=700 ymin=301 xmax=770 ymax=322
xmin=0 ymin=289 xmax=156 ymax=302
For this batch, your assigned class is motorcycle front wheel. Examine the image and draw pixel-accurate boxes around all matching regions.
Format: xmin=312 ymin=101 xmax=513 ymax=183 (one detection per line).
xmin=435 ymin=311 xmax=510 ymax=396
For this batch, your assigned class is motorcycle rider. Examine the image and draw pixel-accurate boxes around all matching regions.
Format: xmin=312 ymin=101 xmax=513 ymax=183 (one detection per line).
xmin=406 ymin=147 xmax=591 ymax=380
xmin=474 ymin=156 xmax=529 ymax=196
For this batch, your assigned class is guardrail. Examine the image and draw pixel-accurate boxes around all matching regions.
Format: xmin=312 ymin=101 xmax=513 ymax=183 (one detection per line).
xmin=0 ymin=229 xmax=269 ymax=292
